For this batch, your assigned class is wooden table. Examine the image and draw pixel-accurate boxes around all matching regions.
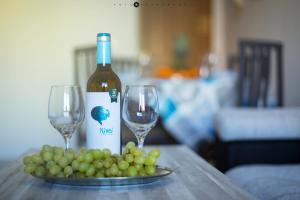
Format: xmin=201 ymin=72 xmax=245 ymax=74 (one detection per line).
xmin=0 ymin=145 xmax=254 ymax=200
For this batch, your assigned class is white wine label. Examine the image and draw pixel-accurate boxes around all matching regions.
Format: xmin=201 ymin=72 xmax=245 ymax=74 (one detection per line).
xmin=86 ymin=92 xmax=120 ymax=154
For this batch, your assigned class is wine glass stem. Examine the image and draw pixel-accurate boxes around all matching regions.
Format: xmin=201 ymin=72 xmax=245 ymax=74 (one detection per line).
xmin=136 ymin=136 xmax=145 ymax=149
xmin=63 ymin=135 xmax=70 ymax=151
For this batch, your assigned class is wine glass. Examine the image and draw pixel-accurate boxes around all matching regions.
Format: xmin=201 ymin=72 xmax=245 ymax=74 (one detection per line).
xmin=48 ymin=85 xmax=84 ymax=150
xmin=122 ymin=85 xmax=159 ymax=149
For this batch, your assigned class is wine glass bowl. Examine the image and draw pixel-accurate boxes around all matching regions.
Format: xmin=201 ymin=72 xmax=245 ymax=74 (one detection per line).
xmin=122 ymin=85 xmax=159 ymax=149
xmin=48 ymin=85 xmax=84 ymax=150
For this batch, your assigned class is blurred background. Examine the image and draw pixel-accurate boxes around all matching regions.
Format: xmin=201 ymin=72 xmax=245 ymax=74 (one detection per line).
xmin=1 ymin=0 xmax=300 ymax=164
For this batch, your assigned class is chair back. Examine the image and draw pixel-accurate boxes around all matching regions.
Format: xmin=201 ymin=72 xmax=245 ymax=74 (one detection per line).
xmin=74 ymin=46 xmax=142 ymax=94
xmin=238 ymin=40 xmax=283 ymax=107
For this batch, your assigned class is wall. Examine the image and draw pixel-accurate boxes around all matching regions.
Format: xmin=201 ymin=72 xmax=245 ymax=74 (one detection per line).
xmin=140 ymin=0 xmax=211 ymax=70
xmin=0 ymin=0 xmax=139 ymax=160
xmin=225 ymin=0 xmax=300 ymax=106
xmin=210 ymin=0 xmax=227 ymax=68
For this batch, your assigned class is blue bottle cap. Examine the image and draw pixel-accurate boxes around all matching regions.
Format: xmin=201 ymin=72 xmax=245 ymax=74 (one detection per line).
xmin=97 ymin=33 xmax=110 ymax=42
xmin=97 ymin=33 xmax=111 ymax=37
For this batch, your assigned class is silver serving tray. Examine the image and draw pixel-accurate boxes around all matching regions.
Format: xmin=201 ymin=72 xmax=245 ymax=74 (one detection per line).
xmin=32 ymin=166 xmax=172 ymax=186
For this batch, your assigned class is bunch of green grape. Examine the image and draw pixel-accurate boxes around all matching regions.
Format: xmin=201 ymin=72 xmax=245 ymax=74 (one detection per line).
xmin=23 ymin=141 xmax=160 ymax=178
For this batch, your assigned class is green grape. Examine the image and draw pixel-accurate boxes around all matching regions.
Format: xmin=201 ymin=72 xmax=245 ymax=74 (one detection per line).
xmin=110 ymin=164 xmax=119 ymax=176
xmin=46 ymin=160 xmax=56 ymax=170
xmin=92 ymin=149 xmax=103 ymax=160
xmin=71 ymin=160 xmax=80 ymax=171
xmin=86 ymin=165 xmax=96 ymax=177
xmin=134 ymin=156 xmax=145 ymax=165
xmin=110 ymin=157 xmax=117 ymax=163
xmin=145 ymin=166 xmax=156 ymax=175
xmin=97 ymin=168 xmax=105 ymax=174
xmin=112 ymin=154 xmax=120 ymax=162
xmin=117 ymin=170 xmax=122 ymax=177
xmin=23 ymin=156 xmax=33 ymax=165
xmin=116 ymin=156 xmax=123 ymax=163
xmin=103 ymin=148 xmax=111 ymax=158
xmin=31 ymin=154 xmax=44 ymax=165
xmin=46 ymin=172 xmax=52 ymax=177
xmin=123 ymin=148 xmax=130 ymax=155
xmin=42 ymin=145 xmax=53 ymax=152
xmin=57 ymin=172 xmax=64 ymax=178
xmin=95 ymin=172 xmax=104 ymax=178
xmin=131 ymin=148 xmax=143 ymax=157
xmin=83 ymin=153 xmax=93 ymax=163
xmin=145 ymin=156 xmax=156 ymax=166
xmin=139 ymin=149 xmax=146 ymax=157
xmin=127 ymin=166 xmax=137 ymax=177
xmin=122 ymin=169 xmax=128 ymax=177
xmin=118 ymin=160 xmax=129 ymax=170
xmin=135 ymin=164 xmax=143 ymax=171
xmin=54 ymin=154 xmax=63 ymax=163
xmin=41 ymin=151 xmax=53 ymax=162
xmin=129 ymin=146 xmax=137 ymax=154
xmin=103 ymin=158 xmax=112 ymax=169
xmin=24 ymin=163 xmax=36 ymax=174
xmin=76 ymin=154 xmax=84 ymax=162
xmin=87 ymin=149 xmax=94 ymax=154
xmin=58 ymin=157 xmax=69 ymax=168
xmin=49 ymin=165 xmax=61 ymax=176
xmin=79 ymin=147 xmax=88 ymax=154
xmin=78 ymin=162 xmax=89 ymax=173
xmin=65 ymin=151 xmax=75 ymax=163
xmin=39 ymin=149 xmax=45 ymax=157
xmin=64 ymin=166 xmax=73 ymax=177
xmin=23 ymin=145 xmax=162 ymax=178
xmin=125 ymin=141 xmax=135 ymax=150
xmin=125 ymin=154 xmax=134 ymax=163
xmin=149 ymin=148 xmax=160 ymax=158
xmin=54 ymin=147 xmax=64 ymax=156
xmin=105 ymin=168 xmax=111 ymax=177
xmin=112 ymin=153 xmax=121 ymax=158
xmin=75 ymin=172 xmax=85 ymax=178
xmin=93 ymin=160 xmax=103 ymax=169
xmin=139 ymin=168 xmax=146 ymax=176
xmin=65 ymin=148 xmax=75 ymax=155
xmin=34 ymin=166 xmax=46 ymax=176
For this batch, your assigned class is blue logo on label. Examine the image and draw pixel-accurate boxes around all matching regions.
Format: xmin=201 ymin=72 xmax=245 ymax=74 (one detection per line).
xmin=91 ymin=106 xmax=110 ymax=125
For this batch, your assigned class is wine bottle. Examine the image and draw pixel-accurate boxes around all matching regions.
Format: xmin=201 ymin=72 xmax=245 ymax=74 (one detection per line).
xmin=86 ymin=33 xmax=121 ymax=154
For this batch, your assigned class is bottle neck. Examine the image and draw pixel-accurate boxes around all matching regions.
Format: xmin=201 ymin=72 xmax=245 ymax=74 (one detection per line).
xmin=97 ymin=39 xmax=111 ymax=68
